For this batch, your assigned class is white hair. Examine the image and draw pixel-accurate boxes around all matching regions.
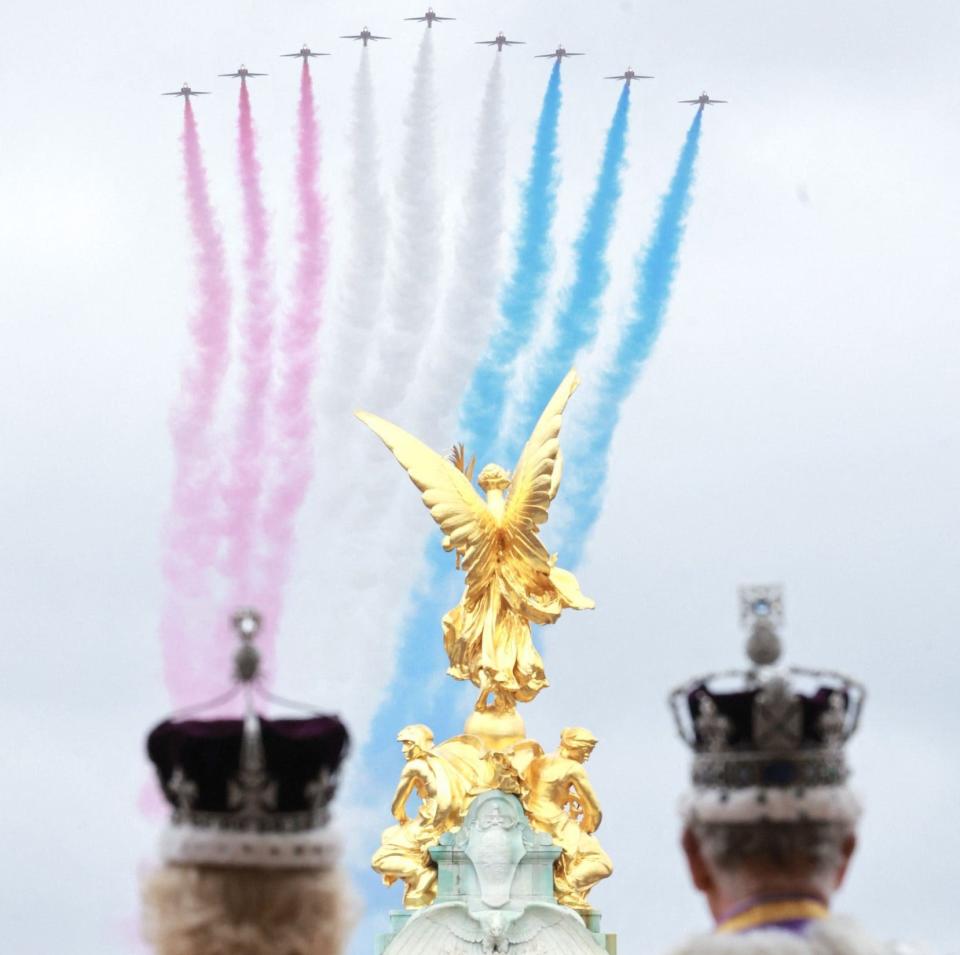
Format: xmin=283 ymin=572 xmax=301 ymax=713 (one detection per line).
xmin=689 ymin=817 xmax=855 ymax=876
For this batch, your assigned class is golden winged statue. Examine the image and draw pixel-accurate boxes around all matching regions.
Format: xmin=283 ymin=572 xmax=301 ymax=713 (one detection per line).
xmin=357 ymin=369 xmax=594 ymax=716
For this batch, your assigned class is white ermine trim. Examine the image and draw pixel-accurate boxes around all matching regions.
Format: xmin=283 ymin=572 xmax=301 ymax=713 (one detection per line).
xmin=679 ymin=785 xmax=863 ymax=825
xmin=160 ymin=824 xmax=341 ymax=870
xmin=667 ymin=914 xmax=917 ymax=955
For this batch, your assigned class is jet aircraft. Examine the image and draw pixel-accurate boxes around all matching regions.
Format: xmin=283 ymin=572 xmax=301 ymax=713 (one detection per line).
xmin=605 ymin=67 xmax=653 ymax=85
xmin=341 ymin=27 xmax=390 ymax=47
xmin=680 ymin=92 xmax=728 ymax=107
xmin=476 ymin=32 xmax=525 ymax=52
xmin=162 ymin=83 xmax=210 ymax=99
xmin=219 ymin=65 xmax=268 ymax=79
xmin=282 ymin=45 xmax=331 ymax=61
xmin=536 ymin=45 xmax=584 ymax=61
xmin=405 ymin=8 xmax=454 ymax=28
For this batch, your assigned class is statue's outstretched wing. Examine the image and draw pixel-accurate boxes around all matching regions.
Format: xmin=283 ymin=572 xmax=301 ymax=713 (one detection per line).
xmin=394 ymin=902 xmax=596 ymax=954
xmin=356 ymin=411 xmax=496 ymax=574
xmin=388 ymin=903 xmax=481 ymax=954
xmin=503 ymin=370 xmax=580 ymax=573
xmin=510 ymin=903 xmax=595 ymax=951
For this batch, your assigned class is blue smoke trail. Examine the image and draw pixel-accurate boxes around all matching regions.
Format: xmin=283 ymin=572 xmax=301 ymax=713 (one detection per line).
xmin=460 ymin=61 xmax=563 ymax=465
xmin=504 ymin=83 xmax=632 ymax=463
xmin=560 ymin=109 xmax=704 ymax=568
xmin=348 ymin=63 xmax=565 ymax=953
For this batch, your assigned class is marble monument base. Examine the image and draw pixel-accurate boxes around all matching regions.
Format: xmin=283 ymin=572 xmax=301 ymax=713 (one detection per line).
xmin=376 ymin=792 xmax=616 ymax=954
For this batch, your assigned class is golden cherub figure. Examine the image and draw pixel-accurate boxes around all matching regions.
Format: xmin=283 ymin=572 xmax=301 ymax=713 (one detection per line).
xmin=357 ymin=370 xmax=594 ymax=716
xmin=371 ymin=724 xmax=494 ymax=907
xmin=520 ymin=727 xmax=613 ymax=908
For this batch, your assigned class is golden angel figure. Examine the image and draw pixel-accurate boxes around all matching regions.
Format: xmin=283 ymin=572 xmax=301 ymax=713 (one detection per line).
xmin=357 ymin=369 xmax=594 ymax=715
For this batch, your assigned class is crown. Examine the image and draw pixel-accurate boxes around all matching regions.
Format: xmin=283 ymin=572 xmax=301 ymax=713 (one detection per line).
xmin=668 ymin=586 xmax=866 ymax=824
xmin=146 ymin=609 xmax=349 ymax=868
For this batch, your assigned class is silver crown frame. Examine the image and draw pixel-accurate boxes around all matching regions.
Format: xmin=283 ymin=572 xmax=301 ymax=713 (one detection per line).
xmin=164 ymin=609 xmax=339 ymax=836
xmin=668 ymin=586 xmax=866 ymax=793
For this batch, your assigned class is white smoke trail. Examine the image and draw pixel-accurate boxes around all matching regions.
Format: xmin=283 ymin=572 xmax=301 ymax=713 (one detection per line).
xmin=316 ymin=51 xmax=388 ymax=428
xmin=402 ymin=56 xmax=506 ymax=449
xmin=315 ymin=32 xmax=506 ymax=749
xmin=300 ymin=40 xmax=432 ymax=742
xmin=360 ymin=29 xmax=442 ymax=411
xmin=349 ymin=53 xmax=507 ymax=722
xmin=311 ymin=50 xmax=389 ymax=551
xmin=336 ymin=28 xmax=444 ymax=550
xmin=318 ymin=32 xmax=438 ymax=525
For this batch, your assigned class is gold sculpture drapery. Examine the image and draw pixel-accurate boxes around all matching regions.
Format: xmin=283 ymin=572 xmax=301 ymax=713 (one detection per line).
xmin=357 ymin=369 xmax=594 ymax=715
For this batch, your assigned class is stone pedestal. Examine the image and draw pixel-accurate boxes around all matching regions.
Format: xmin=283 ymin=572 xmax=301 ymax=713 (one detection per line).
xmin=376 ymin=792 xmax=616 ymax=954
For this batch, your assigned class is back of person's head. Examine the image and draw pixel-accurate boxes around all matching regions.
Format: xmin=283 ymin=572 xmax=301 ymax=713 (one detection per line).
xmin=142 ymin=610 xmax=353 ymax=955
xmin=682 ymin=818 xmax=857 ymax=916
xmin=143 ymin=865 xmax=347 ymax=955
xmin=668 ymin=586 xmax=865 ymax=923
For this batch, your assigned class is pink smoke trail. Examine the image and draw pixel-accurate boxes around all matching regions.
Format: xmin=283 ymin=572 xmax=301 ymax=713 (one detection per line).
xmin=256 ymin=61 xmax=328 ymax=670
xmin=159 ymin=101 xmax=232 ymax=706
xmin=221 ymin=80 xmax=275 ymax=618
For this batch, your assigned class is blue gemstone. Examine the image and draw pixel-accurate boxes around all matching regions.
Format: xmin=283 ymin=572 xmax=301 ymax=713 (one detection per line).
xmin=762 ymin=760 xmax=797 ymax=786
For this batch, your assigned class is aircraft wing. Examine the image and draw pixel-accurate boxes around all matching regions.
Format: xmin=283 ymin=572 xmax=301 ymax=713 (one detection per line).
xmin=218 ymin=72 xmax=240 ymax=77
xmin=710 ymin=99 xmax=728 ymax=103
xmin=247 ymin=71 xmax=268 ymax=76
xmin=535 ymin=52 xmax=557 ymax=57
xmin=679 ymin=99 xmax=701 ymax=103
xmin=566 ymin=52 xmax=585 ymax=56
xmin=193 ymin=91 xmax=211 ymax=95
xmin=340 ymin=34 xmax=362 ymax=39
xmin=505 ymin=40 xmax=525 ymax=45
xmin=475 ymin=40 xmax=496 ymax=45
xmin=434 ymin=15 xmax=455 ymax=19
xmin=162 ymin=91 xmax=182 ymax=96
xmin=605 ymin=75 xmax=626 ymax=80
xmin=282 ymin=52 xmax=303 ymax=57
xmin=370 ymin=35 xmax=390 ymax=39
xmin=404 ymin=16 xmax=426 ymax=20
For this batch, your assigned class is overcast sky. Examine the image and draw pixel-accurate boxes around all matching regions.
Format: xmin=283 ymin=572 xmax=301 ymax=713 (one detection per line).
xmin=1 ymin=0 xmax=958 ymax=952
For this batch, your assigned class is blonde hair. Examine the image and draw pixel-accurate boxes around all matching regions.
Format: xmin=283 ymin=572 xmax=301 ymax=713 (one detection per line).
xmin=142 ymin=864 xmax=354 ymax=955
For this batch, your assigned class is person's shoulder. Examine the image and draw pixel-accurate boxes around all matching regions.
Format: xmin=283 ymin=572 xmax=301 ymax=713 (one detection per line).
xmin=666 ymin=928 xmax=811 ymax=955
xmin=812 ymin=916 xmax=932 ymax=955
xmin=666 ymin=917 xmax=922 ymax=955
